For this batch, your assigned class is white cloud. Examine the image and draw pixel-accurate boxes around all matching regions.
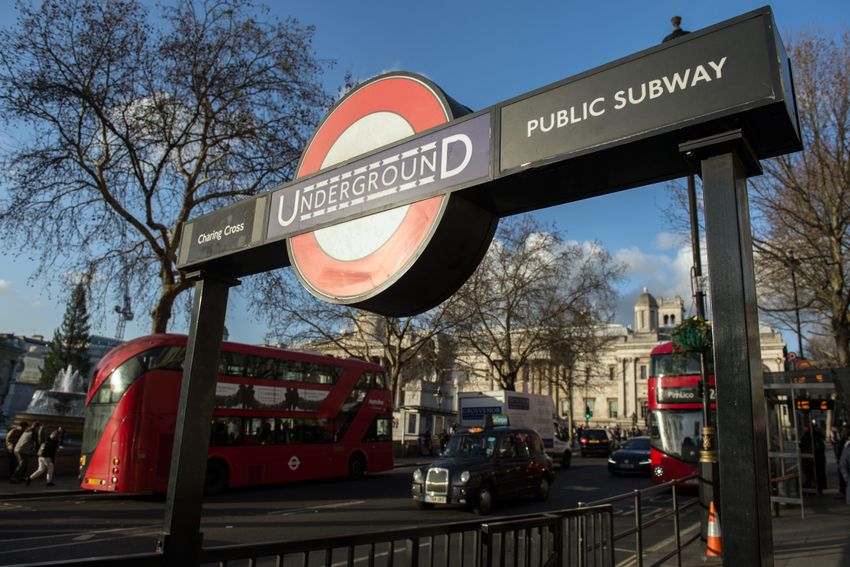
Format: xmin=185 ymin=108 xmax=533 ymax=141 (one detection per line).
xmin=612 ymin=241 xmax=703 ymax=327
xmin=653 ymin=231 xmax=687 ymax=250
xmin=0 ymin=279 xmax=11 ymax=293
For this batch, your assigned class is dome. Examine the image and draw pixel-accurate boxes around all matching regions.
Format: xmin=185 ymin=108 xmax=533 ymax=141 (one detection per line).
xmin=635 ymin=287 xmax=658 ymax=308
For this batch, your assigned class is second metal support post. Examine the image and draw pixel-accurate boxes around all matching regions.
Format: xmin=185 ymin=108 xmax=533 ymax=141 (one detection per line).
xmin=158 ymin=273 xmax=239 ymax=567
xmin=699 ymin=140 xmax=774 ymax=566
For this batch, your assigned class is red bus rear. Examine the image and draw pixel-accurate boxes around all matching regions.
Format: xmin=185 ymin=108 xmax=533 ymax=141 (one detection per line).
xmin=647 ymin=342 xmax=715 ymax=485
xmin=79 ymin=334 xmax=393 ymax=493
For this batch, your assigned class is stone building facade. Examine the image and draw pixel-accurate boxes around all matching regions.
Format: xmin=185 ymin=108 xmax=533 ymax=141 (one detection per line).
xmin=295 ymin=289 xmax=786 ymax=448
xmin=458 ymin=288 xmax=786 ymax=432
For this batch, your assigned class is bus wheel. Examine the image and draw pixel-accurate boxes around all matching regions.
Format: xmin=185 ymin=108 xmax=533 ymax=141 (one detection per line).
xmin=348 ymin=453 xmax=366 ymax=480
xmin=204 ymin=460 xmax=229 ymax=495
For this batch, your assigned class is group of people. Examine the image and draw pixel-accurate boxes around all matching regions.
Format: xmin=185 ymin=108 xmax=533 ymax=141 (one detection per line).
xmin=4 ymin=421 xmax=64 ymax=487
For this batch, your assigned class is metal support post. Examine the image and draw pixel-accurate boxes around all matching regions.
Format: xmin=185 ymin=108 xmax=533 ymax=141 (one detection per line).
xmin=683 ymin=130 xmax=773 ymax=566
xmin=685 ymin=173 xmax=720 ymax=543
xmin=158 ymin=272 xmax=239 ymax=567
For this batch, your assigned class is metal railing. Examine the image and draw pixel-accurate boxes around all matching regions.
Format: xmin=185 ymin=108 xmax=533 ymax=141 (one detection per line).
xmin=8 ymin=478 xmax=698 ymax=567
xmin=578 ymin=473 xmax=701 ymax=567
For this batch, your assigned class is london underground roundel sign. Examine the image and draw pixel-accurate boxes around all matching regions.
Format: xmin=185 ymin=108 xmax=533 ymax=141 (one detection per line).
xmin=287 ymin=73 xmax=497 ymax=315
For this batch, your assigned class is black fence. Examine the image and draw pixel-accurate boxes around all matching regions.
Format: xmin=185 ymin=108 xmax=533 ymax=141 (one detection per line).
xmin=10 ymin=476 xmax=700 ymax=567
xmin=579 ymin=473 xmax=701 ymax=567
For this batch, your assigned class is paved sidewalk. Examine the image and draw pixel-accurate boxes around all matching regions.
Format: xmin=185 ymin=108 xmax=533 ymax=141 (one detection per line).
xmin=678 ymin=460 xmax=850 ymax=566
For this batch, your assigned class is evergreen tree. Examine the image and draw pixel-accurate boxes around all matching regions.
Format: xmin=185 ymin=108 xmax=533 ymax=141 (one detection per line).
xmin=39 ymin=282 xmax=91 ymax=390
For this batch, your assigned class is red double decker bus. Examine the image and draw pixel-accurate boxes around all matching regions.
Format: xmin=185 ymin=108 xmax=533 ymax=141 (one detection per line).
xmin=79 ymin=334 xmax=393 ymax=494
xmin=647 ymin=342 xmax=715 ymax=485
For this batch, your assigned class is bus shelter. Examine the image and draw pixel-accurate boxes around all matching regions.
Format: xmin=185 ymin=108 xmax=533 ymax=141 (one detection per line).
xmin=763 ymin=368 xmax=849 ymax=518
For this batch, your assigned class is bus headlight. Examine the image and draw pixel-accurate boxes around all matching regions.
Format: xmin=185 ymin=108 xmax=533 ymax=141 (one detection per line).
xmin=459 ymin=471 xmax=470 ymax=484
xmin=413 ymin=469 xmax=423 ymax=483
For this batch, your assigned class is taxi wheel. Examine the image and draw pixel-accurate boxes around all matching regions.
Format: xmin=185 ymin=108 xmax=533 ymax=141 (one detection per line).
xmin=417 ymin=501 xmax=435 ymax=510
xmin=475 ymin=484 xmax=495 ymax=515
xmin=535 ymin=477 xmax=551 ymax=501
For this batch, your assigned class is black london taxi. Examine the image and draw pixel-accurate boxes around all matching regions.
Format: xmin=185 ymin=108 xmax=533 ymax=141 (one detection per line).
xmin=411 ymin=425 xmax=554 ymax=514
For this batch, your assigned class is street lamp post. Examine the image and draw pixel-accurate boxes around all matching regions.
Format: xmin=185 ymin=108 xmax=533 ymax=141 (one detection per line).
xmin=787 ymin=252 xmax=804 ymax=359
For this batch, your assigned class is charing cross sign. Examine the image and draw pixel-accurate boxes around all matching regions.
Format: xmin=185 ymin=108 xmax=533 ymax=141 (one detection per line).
xmin=177 ymin=7 xmax=800 ymax=316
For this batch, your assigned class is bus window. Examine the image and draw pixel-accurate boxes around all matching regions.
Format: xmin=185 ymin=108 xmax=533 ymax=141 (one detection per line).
xmin=279 ymin=360 xmax=305 ymax=382
xmin=356 ymin=373 xmax=371 ymax=390
xmin=305 ymin=363 xmax=340 ymax=385
xmin=219 ymin=352 xmax=246 ymax=377
xmin=363 ymin=415 xmax=392 ymax=442
xmin=252 ymin=357 xmax=278 ymax=380
xmin=373 ymin=372 xmax=388 ymax=390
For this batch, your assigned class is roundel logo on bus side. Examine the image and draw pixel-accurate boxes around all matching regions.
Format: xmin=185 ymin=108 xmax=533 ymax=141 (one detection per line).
xmin=287 ymin=73 xmax=497 ymax=316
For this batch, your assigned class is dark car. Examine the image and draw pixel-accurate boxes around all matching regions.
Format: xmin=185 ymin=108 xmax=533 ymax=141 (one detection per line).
xmin=411 ymin=426 xmax=554 ymax=515
xmin=608 ymin=436 xmax=652 ymax=475
xmin=579 ymin=428 xmax=616 ymax=457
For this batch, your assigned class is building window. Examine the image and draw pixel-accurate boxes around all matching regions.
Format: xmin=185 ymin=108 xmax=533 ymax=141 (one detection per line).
xmin=640 ymin=399 xmax=648 ymax=419
xmin=406 ymin=413 xmax=417 ymax=435
xmin=561 ymin=399 xmax=569 ymax=416
xmin=640 ymin=365 xmax=647 ymax=380
xmin=608 ymin=399 xmax=618 ymax=419
xmin=670 ymin=315 xmax=676 ymax=325
xmin=609 ymin=366 xmax=615 ymax=381
xmin=664 ymin=315 xmax=669 ymax=325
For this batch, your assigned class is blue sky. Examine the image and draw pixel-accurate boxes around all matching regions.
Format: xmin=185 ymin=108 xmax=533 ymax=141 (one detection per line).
xmin=1 ymin=0 xmax=848 ymax=345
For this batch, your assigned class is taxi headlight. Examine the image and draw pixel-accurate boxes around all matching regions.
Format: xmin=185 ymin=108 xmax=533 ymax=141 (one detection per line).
xmin=459 ymin=471 xmax=470 ymax=484
xmin=413 ymin=469 xmax=423 ymax=483
xmin=639 ymin=459 xmax=651 ymax=465
xmin=608 ymin=457 xmax=616 ymax=464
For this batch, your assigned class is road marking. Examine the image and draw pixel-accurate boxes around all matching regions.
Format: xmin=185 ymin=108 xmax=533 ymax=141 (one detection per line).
xmin=562 ymin=486 xmax=599 ymax=491
xmin=267 ymin=500 xmax=367 ymax=516
xmin=0 ymin=525 xmax=161 ymax=555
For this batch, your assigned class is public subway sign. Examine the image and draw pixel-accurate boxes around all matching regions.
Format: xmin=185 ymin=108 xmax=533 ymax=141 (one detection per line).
xmin=178 ymin=7 xmax=800 ymax=316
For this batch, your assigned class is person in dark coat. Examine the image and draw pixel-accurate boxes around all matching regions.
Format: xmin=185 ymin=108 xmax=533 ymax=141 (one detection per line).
xmin=13 ymin=422 xmax=39 ymax=482
xmin=27 ymin=428 xmax=61 ymax=487
xmin=813 ymin=423 xmax=827 ymax=494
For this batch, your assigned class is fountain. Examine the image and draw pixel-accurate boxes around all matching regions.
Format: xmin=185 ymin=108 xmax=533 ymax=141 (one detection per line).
xmin=15 ymin=365 xmax=86 ymax=441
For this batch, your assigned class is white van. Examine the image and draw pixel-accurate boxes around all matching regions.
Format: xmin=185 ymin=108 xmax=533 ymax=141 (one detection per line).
xmin=457 ymin=391 xmax=572 ymax=468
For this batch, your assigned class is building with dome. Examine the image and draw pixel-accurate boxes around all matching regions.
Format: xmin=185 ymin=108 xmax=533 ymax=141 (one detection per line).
xmin=457 ymin=288 xmax=786 ymax=433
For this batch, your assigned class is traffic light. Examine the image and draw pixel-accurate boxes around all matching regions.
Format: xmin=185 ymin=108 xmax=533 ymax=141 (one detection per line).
xmin=585 ymin=405 xmax=592 ymax=419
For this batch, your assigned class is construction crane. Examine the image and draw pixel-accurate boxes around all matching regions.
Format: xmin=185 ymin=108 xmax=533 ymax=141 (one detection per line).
xmin=114 ymin=270 xmax=134 ymax=341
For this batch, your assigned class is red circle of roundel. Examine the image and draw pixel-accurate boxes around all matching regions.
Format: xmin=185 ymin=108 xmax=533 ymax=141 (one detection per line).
xmin=288 ymin=75 xmax=452 ymax=302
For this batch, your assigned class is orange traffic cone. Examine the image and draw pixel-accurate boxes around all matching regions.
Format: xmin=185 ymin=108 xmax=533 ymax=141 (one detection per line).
xmin=706 ymin=501 xmax=723 ymax=557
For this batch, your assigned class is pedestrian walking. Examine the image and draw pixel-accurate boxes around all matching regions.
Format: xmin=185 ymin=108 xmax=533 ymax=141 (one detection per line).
xmin=4 ymin=421 xmax=27 ymax=481
xmin=13 ymin=422 xmax=39 ymax=482
xmin=838 ymin=424 xmax=850 ymax=498
xmin=27 ymin=428 xmax=61 ymax=486
xmin=829 ymin=425 xmax=842 ymax=461
xmin=838 ymin=425 xmax=850 ymax=505
xmin=813 ymin=423 xmax=828 ymax=494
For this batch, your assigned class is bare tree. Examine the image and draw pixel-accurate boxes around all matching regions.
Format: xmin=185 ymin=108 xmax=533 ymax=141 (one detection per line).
xmin=250 ymin=271 xmax=456 ymax=407
xmin=662 ymin=31 xmax=850 ymax=367
xmin=0 ymin=0 xmax=331 ymax=333
xmin=448 ymin=215 xmax=623 ymax=391
xmin=749 ymin=30 xmax=850 ymax=366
